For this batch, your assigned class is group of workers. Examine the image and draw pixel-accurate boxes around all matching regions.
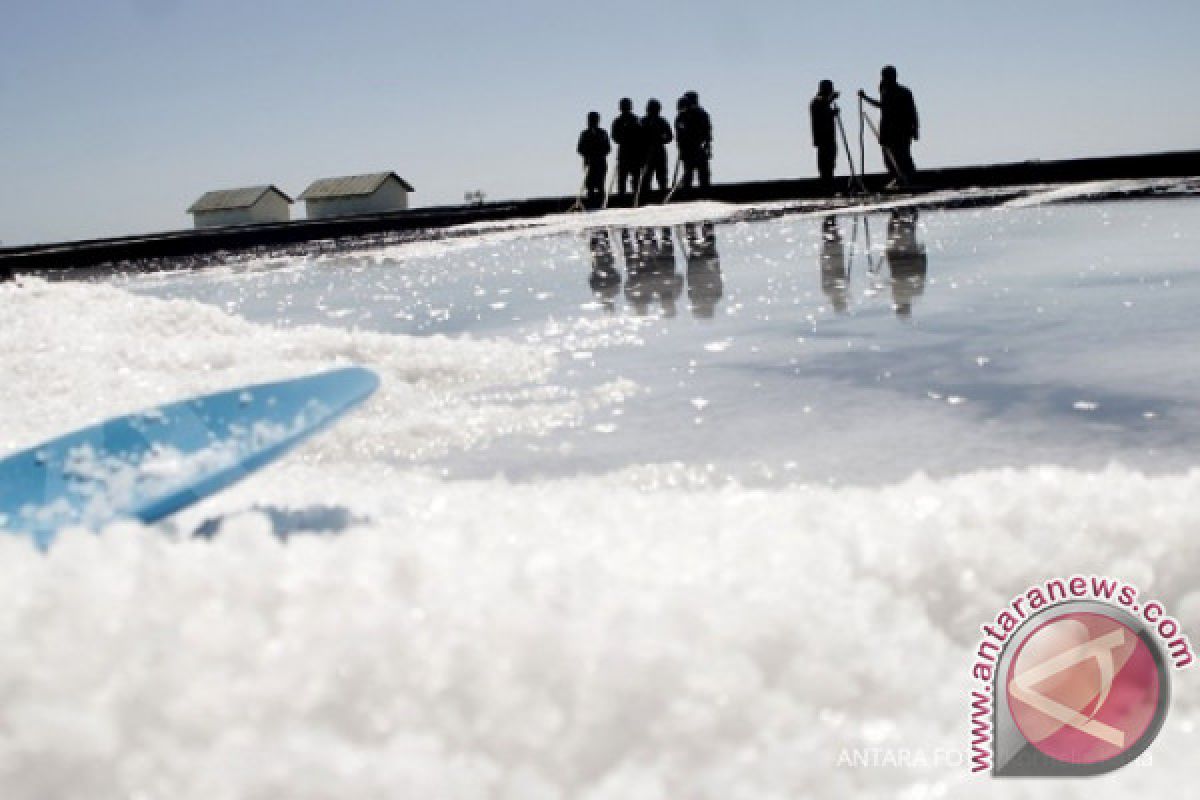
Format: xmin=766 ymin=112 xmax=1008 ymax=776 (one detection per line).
xmin=575 ymin=66 xmax=920 ymax=205
xmin=576 ymin=92 xmax=714 ymax=208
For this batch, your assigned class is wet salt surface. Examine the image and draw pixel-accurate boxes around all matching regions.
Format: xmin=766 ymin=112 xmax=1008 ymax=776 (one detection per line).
xmin=124 ymin=196 xmax=1200 ymax=485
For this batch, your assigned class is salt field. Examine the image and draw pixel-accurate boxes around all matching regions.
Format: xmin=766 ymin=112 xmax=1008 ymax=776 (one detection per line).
xmin=3 ymin=182 xmax=1200 ymax=798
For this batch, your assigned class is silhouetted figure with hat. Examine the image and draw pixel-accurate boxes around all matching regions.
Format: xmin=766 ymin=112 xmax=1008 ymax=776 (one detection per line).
xmin=674 ymin=95 xmax=690 ymax=184
xmin=677 ymin=91 xmax=713 ymax=189
xmin=858 ymin=66 xmax=919 ymax=188
xmin=611 ymin=98 xmax=644 ymax=197
xmin=810 ymin=80 xmax=840 ymax=196
xmin=576 ymin=111 xmax=612 ymax=209
xmin=639 ymin=99 xmax=674 ymax=196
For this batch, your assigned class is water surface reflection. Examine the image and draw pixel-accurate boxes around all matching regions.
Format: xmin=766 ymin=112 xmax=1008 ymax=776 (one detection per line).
xmin=586 ymin=224 xmax=724 ymax=319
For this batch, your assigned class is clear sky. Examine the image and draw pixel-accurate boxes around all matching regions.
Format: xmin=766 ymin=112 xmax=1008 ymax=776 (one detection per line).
xmin=2 ymin=0 xmax=1198 ymax=244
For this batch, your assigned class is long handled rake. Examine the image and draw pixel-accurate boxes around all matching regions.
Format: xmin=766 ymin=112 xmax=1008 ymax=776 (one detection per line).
xmin=633 ymin=161 xmax=651 ymax=208
xmin=859 ymin=109 xmax=905 ymax=188
xmin=569 ymin=165 xmax=590 ymax=213
xmin=663 ymin=156 xmax=684 ymax=205
xmin=858 ymin=95 xmax=867 ymax=185
xmin=833 ymin=103 xmax=866 ymax=195
xmin=603 ymin=168 xmax=617 ymax=210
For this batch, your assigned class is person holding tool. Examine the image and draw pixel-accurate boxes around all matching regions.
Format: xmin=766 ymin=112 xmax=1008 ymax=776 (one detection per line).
xmin=672 ymin=95 xmax=690 ymax=190
xmin=678 ymin=91 xmax=712 ymax=189
xmin=858 ymin=65 xmax=919 ymax=188
xmin=810 ymin=80 xmax=841 ymax=195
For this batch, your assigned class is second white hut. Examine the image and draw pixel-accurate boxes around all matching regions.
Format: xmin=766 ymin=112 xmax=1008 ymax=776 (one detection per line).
xmin=298 ymin=172 xmax=415 ymax=219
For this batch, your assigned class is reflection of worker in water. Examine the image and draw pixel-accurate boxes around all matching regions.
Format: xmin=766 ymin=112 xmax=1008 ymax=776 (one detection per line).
xmin=587 ymin=229 xmax=621 ymax=313
xmin=885 ymin=209 xmax=927 ymax=318
xmin=819 ymin=216 xmax=849 ymax=313
xmin=682 ymin=222 xmax=723 ymax=318
xmin=624 ymin=227 xmax=683 ymax=317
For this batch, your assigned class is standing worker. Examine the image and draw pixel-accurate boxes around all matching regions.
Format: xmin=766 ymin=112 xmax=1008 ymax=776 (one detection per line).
xmin=576 ymin=111 xmax=611 ymax=209
xmin=611 ymin=98 xmax=643 ymax=197
xmin=858 ymin=66 xmax=919 ymax=188
xmin=672 ymin=96 xmax=690 ymax=191
xmin=810 ymin=80 xmax=840 ymax=195
xmin=678 ymin=91 xmax=713 ymax=189
xmin=639 ymin=98 xmax=674 ymax=195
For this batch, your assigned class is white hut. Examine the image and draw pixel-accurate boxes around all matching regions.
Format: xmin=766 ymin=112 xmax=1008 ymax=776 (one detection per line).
xmin=187 ymin=185 xmax=292 ymax=228
xmin=299 ymin=172 xmax=415 ymax=219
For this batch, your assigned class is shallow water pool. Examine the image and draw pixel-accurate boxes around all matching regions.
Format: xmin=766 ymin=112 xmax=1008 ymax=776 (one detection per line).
xmin=123 ymin=194 xmax=1200 ymax=486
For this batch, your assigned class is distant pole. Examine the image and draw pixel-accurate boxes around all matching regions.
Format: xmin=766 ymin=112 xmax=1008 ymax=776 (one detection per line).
xmin=858 ymin=95 xmax=867 ymax=185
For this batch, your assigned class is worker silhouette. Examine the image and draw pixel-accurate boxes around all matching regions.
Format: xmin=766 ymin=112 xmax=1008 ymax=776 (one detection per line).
xmin=638 ymin=99 xmax=674 ymax=196
xmin=682 ymin=222 xmax=723 ymax=318
xmin=885 ymin=209 xmax=927 ymax=318
xmin=576 ymin=111 xmax=612 ymax=209
xmin=819 ymin=216 xmax=849 ymax=313
xmin=677 ymin=91 xmax=713 ymax=189
xmin=810 ymin=80 xmax=840 ymax=196
xmin=587 ymin=229 xmax=621 ymax=313
xmin=858 ymin=66 xmax=919 ymax=188
xmin=611 ymin=98 xmax=644 ymax=196
xmin=674 ymin=95 xmax=689 ymax=187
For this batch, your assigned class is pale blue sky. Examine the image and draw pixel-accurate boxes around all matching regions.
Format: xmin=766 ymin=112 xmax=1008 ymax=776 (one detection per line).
xmin=2 ymin=1 xmax=1198 ymax=244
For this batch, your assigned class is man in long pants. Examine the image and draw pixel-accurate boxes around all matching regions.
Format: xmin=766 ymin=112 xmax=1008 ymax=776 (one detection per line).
xmin=810 ymin=80 xmax=840 ymax=195
xmin=639 ymin=98 xmax=674 ymax=193
xmin=677 ymin=91 xmax=712 ymax=189
xmin=610 ymin=98 xmax=643 ymax=196
xmin=859 ymin=65 xmax=919 ymax=187
xmin=576 ymin=111 xmax=611 ymax=209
